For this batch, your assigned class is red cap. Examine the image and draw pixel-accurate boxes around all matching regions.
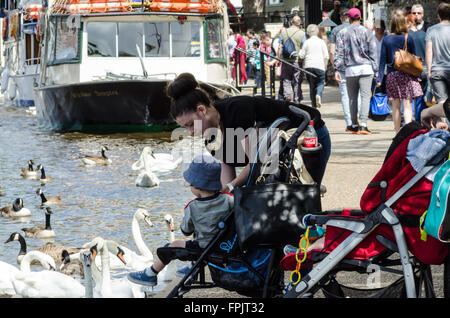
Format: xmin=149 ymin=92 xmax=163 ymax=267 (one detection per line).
xmin=348 ymin=8 xmax=361 ymax=19
xmin=309 ymin=120 xmax=314 ymax=125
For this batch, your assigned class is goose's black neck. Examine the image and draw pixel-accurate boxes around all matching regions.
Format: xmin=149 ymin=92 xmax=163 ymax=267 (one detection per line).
xmin=40 ymin=193 xmax=47 ymax=203
xmin=101 ymin=149 xmax=108 ymax=159
xmin=45 ymin=212 xmax=52 ymax=230
xmin=40 ymin=167 xmax=46 ymax=179
xmin=18 ymin=235 xmax=27 ymax=255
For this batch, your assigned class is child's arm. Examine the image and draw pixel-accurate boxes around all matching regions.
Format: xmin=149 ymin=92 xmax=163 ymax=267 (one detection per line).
xmin=180 ymin=204 xmax=195 ymax=237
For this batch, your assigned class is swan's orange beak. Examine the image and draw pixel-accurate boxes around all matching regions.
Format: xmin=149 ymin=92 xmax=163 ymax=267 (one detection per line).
xmin=90 ymin=245 xmax=98 ymax=261
xmin=117 ymin=247 xmax=127 ymax=265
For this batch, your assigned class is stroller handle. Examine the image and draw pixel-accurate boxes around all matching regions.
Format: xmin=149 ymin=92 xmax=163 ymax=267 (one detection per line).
xmin=284 ymin=105 xmax=312 ymax=151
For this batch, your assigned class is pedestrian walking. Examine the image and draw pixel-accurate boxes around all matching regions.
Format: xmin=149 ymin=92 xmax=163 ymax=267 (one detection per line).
xmin=299 ymin=24 xmax=329 ymax=108
xmin=377 ymin=10 xmax=423 ymax=132
xmin=278 ymin=15 xmax=305 ymax=103
xmin=334 ymin=8 xmax=378 ymax=135
xmin=425 ymin=2 xmax=450 ymax=104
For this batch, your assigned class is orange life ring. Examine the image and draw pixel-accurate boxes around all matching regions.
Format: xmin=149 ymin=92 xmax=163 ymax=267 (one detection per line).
xmin=2 ymin=18 xmax=7 ymax=40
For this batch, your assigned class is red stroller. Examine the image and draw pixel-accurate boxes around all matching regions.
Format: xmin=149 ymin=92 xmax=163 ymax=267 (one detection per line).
xmin=282 ymin=125 xmax=450 ymax=298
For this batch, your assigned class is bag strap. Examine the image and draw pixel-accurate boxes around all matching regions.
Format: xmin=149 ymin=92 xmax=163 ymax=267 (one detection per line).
xmin=403 ymin=33 xmax=408 ymax=51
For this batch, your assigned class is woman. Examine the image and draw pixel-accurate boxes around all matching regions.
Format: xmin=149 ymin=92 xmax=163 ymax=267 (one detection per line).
xmin=299 ymin=24 xmax=329 ymax=108
xmin=232 ymin=33 xmax=248 ymax=85
xmin=166 ymin=73 xmax=331 ymax=192
xmin=376 ymin=11 xmax=423 ymax=132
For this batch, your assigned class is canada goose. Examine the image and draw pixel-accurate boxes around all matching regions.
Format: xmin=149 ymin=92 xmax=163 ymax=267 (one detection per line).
xmin=132 ymin=146 xmax=181 ymax=173
xmin=1 ymin=198 xmax=31 ymax=218
xmin=36 ymin=164 xmax=54 ymax=184
xmin=12 ymin=250 xmax=85 ymax=298
xmin=135 ymin=150 xmax=160 ymax=187
xmin=22 ymin=207 xmax=56 ymax=239
xmin=60 ymin=250 xmax=84 ymax=279
xmin=87 ymin=237 xmax=144 ymax=298
xmin=20 ymin=160 xmax=39 ymax=178
xmin=81 ymin=146 xmax=112 ymax=166
xmin=5 ymin=232 xmax=79 ymax=269
xmin=36 ymin=188 xmax=62 ymax=206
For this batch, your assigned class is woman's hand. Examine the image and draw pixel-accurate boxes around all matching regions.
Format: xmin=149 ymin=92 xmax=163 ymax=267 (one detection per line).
xmin=335 ymin=72 xmax=342 ymax=83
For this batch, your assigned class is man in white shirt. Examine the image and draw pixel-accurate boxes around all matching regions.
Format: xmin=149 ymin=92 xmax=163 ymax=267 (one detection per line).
xmin=411 ymin=4 xmax=431 ymax=32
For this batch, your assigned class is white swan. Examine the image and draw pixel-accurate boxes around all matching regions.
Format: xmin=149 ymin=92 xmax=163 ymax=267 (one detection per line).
xmin=132 ymin=146 xmax=181 ymax=173
xmin=87 ymin=237 xmax=144 ymax=298
xmin=118 ymin=208 xmax=155 ymax=270
xmin=134 ymin=151 xmax=160 ymax=188
xmin=0 ymin=261 xmax=20 ymax=296
xmin=12 ymin=251 xmax=85 ymax=298
xmin=156 ymin=214 xmax=177 ymax=283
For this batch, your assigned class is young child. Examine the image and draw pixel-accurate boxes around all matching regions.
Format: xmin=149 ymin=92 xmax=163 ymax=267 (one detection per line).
xmin=127 ymin=156 xmax=234 ymax=286
xmin=253 ymin=40 xmax=261 ymax=89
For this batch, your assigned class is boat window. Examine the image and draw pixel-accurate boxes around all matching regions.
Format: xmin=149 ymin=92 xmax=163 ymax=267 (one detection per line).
xmin=170 ymin=21 xmax=201 ymax=57
xmin=55 ymin=20 xmax=80 ymax=62
xmin=204 ymin=18 xmax=226 ymax=63
xmin=144 ymin=22 xmax=169 ymax=57
xmin=87 ymin=22 xmax=116 ymax=57
xmin=118 ymin=22 xmax=143 ymax=57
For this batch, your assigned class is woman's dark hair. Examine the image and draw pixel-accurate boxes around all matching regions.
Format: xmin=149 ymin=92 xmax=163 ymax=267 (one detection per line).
xmin=166 ymin=73 xmax=212 ymax=119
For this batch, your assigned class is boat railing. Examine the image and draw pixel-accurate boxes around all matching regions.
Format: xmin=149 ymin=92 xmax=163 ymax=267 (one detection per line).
xmin=25 ymin=57 xmax=41 ymax=66
xmin=93 ymin=71 xmax=178 ymax=81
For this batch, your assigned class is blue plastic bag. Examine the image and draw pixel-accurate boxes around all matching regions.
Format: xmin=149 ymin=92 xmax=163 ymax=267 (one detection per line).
xmin=369 ymin=93 xmax=390 ymax=121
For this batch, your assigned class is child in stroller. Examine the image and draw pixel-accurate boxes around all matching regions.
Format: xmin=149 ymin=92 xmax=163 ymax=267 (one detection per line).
xmin=127 ymin=156 xmax=233 ymax=287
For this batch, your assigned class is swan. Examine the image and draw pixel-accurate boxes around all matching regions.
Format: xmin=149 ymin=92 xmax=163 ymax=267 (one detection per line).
xmin=117 ymin=208 xmax=154 ymax=270
xmin=81 ymin=146 xmax=112 ymax=166
xmin=132 ymin=146 xmax=181 ymax=173
xmin=36 ymin=188 xmax=62 ymax=206
xmin=87 ymin=237 xmax=144 ymax=298
xmin=20 ymin=160 xmax=39 ymax=178
xmin=1 ymin=198 xmax=31 ymax=218
xmin=135 ymin=153 xmax=160 ymax=187
xmin=155 ymin=214 xmax=177 ymax=283
xmin=36 ymin=164 xmax=54 ymax=184
xmin=22 ymin=207 xmax=56 ymax=239
xmin=0 ymin=261 xmax=20 ymax=296
xmin=12 ymin=251 xmax=85 ymax=298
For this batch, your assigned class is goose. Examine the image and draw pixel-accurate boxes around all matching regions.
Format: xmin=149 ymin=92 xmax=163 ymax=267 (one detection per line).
xmin=20 ymin=160 xmax=39 ymax=178
xmin=36 ymin=188 xmax=62 ymax=206
xmin=12 ymin=250 xmax=85 ymax=298
xmin=132 ymin=146 xmax=181 ymax=173
xmin=87 ymin=237 xmax=144 ymax=298
xmin=22 ymin=207 xmax=56 ymax=239
xmin=60 ymin=250 xmax=84 ymax=279
xmin=36 ymin=164 xmax=54 ymax=184
xmin=5 ymin=232 xmax=80 ymax=272
xmin=1 ymin=198 xmax=31 ymax=218
xmin=81 ymin=146 xmax=112 ymax=166
xmin=135 ymin=152 xmax=160 ymax=187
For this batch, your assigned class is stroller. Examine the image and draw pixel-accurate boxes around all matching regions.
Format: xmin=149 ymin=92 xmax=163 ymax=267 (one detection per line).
xmin=281 ymin=123 xmax=450 ymax=298
xmin=161 ymin=106 xmax=323 ymax=298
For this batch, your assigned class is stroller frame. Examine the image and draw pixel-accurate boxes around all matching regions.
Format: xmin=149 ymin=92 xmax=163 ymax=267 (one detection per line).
xmin=165 ymin=106 xmax=314 ymax=298
xmin=286 ymin=142 xmax=450 ymax=298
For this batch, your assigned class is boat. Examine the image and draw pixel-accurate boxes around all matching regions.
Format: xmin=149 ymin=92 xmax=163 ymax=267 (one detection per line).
xmin=34 ymin=0 xmax=236 ymax=133
xmin=0 ymin=1 xmax=43 ymax=107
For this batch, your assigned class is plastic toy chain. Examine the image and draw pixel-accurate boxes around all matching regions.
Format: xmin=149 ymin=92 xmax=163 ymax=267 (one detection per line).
xmin=289 ymin=226 xmax=311 ymax=285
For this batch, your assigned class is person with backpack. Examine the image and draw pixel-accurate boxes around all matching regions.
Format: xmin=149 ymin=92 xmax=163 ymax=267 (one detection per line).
xmin=278 ymin=15 xmax=305 ymax=103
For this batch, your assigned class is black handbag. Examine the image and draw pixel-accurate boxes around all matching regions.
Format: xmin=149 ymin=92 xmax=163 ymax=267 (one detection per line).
xmin=233 ymin=183 xmax=322 ymax=251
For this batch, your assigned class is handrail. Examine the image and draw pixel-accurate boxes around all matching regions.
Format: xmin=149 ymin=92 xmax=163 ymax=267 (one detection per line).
xmin=234 ymin=46 xmax=318 ymax=78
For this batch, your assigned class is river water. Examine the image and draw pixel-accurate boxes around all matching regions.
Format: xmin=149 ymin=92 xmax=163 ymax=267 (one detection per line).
xmin=0 ymin=103 xmax=199 ymax=294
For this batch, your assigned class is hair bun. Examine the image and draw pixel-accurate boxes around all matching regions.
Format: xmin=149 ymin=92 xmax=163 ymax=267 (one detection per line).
xmin=167 ymin=73 xmax=199 ymax=100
